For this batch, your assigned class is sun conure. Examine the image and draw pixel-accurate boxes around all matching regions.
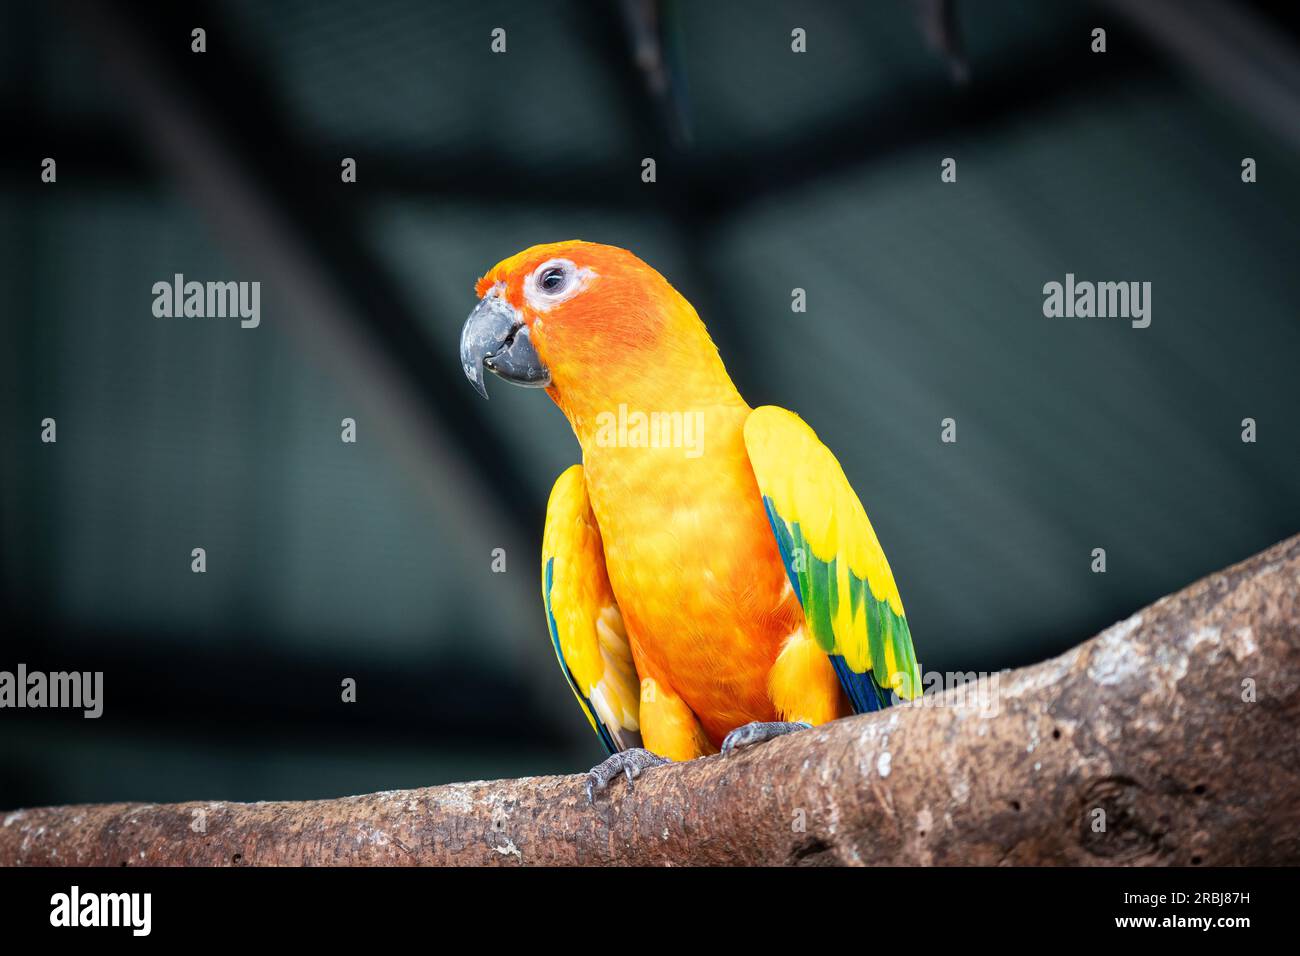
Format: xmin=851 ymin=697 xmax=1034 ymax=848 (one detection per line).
xmin=460 ymin=241 xmax=921 ymax=799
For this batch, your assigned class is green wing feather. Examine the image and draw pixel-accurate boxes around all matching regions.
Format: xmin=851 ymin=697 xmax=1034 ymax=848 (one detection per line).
xmin=744 ymin=406 xmax=921 ymax=711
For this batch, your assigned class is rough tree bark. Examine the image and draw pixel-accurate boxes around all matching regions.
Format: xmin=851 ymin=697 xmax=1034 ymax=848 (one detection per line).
xmin=3 ymin=535 xmax=1297 ymax=866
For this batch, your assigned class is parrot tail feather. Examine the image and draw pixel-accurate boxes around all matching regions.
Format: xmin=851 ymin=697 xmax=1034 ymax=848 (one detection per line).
xmin=829 ymin=654 xmax=889 ymax=713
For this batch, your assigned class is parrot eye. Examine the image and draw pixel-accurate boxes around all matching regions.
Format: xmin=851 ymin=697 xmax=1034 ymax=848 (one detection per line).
xmin=539 ymin=266 xmax=568 ymax=294
xmin=524 ymin=258 xmax=593 ymax=311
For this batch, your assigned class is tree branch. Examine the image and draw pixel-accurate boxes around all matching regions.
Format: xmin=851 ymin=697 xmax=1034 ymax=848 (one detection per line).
xmin=4 ymin=534 xmax=1298 ymax=866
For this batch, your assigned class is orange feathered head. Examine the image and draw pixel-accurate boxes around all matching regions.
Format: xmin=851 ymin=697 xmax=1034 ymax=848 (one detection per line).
xmin=460 ymin=240 xmax=731 ymax=422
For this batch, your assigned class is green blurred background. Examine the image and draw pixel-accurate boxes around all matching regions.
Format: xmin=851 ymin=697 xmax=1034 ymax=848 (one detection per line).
xmin=2 ymin=0 xmax=1297 ymax=810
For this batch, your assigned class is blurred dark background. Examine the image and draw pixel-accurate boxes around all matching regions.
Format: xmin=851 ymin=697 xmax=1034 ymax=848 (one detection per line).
xmin=2 ymin=0 xmax=1297 ymax=810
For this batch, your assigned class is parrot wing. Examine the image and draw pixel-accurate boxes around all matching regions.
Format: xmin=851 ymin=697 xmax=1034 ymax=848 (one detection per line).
xmin=744 ymin=405 xmax=922 ymax=712
xmin=541 ymin=464 xmax=642 ymax=754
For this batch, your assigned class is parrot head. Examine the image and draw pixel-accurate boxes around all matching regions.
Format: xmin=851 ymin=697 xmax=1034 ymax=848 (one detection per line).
xmin=460 ymin=241 xmax=736 ymax=427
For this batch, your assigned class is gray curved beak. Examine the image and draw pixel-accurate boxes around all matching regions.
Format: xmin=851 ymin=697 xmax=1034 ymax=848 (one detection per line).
xmin=459 ymin=294 xmax=551 ymax=399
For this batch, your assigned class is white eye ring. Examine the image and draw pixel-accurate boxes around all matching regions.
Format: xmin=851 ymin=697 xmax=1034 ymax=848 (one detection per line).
xmin=524 ymin=258 xmax=594 ymax=311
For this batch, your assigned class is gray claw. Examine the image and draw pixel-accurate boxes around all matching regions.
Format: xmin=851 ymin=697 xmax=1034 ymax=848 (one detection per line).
xmin=585 ymin=748 xmax=670 ymax=804
xmin=720 ymin=721 xmax=811 ymax=756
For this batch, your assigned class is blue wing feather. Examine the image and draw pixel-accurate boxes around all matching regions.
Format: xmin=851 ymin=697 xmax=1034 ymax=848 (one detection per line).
xmin=760 ymin=498 xmax=902 ymax=716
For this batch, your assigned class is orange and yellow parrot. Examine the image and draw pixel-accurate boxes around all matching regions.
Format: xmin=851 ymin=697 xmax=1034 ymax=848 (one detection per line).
xmin=460 ymin=241 xmax=921 ymax=799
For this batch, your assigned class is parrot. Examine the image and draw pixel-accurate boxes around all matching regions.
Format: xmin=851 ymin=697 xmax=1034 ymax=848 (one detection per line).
xmin=459 ymin=240 xmax=921 ymax=800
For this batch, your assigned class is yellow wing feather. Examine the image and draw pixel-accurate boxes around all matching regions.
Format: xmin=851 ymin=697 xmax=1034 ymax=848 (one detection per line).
xmin=541 ymin=465 xmax=642 ymax=751
xmin=744 ymin=406 xmax=921 ymax=702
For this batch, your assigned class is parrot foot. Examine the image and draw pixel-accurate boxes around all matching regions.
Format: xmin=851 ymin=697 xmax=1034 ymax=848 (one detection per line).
xmin=585 ymin=748 xmax=670 ymax=804
xmin=720 ymin=720 xmax=811 ymax=756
